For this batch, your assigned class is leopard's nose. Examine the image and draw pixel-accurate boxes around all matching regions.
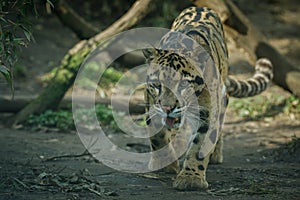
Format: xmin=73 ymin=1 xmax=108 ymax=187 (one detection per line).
xmin=162 ymin=106 xmax=172 ymax=114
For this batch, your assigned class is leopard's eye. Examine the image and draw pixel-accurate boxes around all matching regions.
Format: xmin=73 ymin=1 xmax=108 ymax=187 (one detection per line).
xmin=147 ymin=81 xmax=161 ymax=95
xmin=179 ymin=80 xmax=189 ymax=89
xmin=153 ymin=83 xmax=161 ymax=89
xmin=151 ymin=83 xmax=161 ymax=94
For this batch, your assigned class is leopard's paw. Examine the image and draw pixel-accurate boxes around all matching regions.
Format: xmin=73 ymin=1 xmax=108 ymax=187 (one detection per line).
xmin=173 ymin=171 xmax=208 ymax=190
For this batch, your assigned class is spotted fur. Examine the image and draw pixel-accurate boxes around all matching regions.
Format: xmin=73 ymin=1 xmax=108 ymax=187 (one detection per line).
xmin=143 ymin=7 xmax=273 ymax=190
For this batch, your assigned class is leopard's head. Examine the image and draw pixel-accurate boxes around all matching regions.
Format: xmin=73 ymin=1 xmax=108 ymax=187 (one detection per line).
xmin=143 ymin=48 xmax=206 ymax=129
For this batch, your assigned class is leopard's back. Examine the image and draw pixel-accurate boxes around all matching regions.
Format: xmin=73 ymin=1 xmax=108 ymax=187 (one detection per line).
xmin=171 ymin=7 xmax=228 ymax=81
xmin=170 ymin=6 xmax=273 ymax=98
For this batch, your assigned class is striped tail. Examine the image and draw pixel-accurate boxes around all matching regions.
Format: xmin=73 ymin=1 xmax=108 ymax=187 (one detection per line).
xmin=225 ymin=58 xmax=273 ymax=98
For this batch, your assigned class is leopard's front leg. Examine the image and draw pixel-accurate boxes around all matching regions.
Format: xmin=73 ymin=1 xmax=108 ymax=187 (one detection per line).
xmin=173 ymin=133 xmax=211 ymax=190
xmin=148 ymin=129 xmax=180 ymax=174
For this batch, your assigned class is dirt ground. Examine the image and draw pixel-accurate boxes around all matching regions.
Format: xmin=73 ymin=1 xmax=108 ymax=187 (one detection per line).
xmin=0 ymin=0 xmax=300 ymax=199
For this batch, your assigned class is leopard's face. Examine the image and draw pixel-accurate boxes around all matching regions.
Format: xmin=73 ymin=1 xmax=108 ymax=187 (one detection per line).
xmin=144 ymin=48 xmax=205 ymax=129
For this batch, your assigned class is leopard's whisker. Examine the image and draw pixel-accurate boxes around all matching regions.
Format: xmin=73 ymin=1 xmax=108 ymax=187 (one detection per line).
xmin=131 ymin=110 xmax=158 ymax=124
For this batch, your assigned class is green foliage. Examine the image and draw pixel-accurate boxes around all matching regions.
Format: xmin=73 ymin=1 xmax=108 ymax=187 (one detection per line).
xmin=74 ymin=104 xmax=116 ymax=127
xmin=229 ymin=95 xmax=300 ymax=120
xmin=100 ymin=67 xmax=123 ymax=87
xmin=229 ymin=95 xmax=278 ymax=119
xmin=0 ymin=65 xmax=12 ymax=87
xmin=42 ymin=63 xmax=122 ymax=90
xmin=26 ymin=110 xmax=75 ymax=131
xmin=283 ymin=95 xmax=300 ymax=115
xmin=0 ymin=0 xmax=42 ymax=92
xmin=137 ymin=116 xmax=147 ymax=127
xmin=26 ymin=104 xmax=117 ymax=131
xmin=77 ymin=62 xmax=114 ymax=89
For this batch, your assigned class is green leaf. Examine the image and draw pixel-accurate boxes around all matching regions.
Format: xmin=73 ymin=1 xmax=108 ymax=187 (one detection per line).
xmin=46 ymin=0 xmax=54 ymax=8
xmin=0 ymin=64 xmax=14 ymax=94
xmin=23 ymin=30 xmax=31 ymax=42
xmin=0 ymin=64 xmax=11 ymax=82
xmin=0 ymin=17 xmax=8 ymax=23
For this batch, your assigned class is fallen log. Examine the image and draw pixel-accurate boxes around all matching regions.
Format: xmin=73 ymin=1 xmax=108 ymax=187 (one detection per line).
xmin=0 ymin=95 xmax=145 ymax=114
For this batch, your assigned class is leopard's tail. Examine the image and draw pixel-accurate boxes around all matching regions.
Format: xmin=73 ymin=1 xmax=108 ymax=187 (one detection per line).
xmin=225 ymin=58 xmax=273 ymax=98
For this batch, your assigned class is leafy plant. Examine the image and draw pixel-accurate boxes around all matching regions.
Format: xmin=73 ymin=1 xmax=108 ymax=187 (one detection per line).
xmin=26 ymin=110 xmax=75 ymax=131
xmin=25 ymin=104 xmax=118 ymax=131
xmin=100 ymin=67 xmax=123 ymax=87
xmin=283 ymin=95 xmax=300 ymax=116
xmin=0 ymin=0 xmax=53 ymax=93
xmin=1 ymin=0 xmax=31 ymax=92
xmin=229 ymin=95 xmax=299 ymax=120
xmin=41 ymin=63 xmax=123 ymax=91
xmin=74 ymin=104 xmax=116 ymax=127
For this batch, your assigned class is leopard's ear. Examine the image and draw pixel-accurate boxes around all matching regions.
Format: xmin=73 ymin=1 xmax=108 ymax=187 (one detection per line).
xmin=142 ymin=48 xmax=158 ymax=62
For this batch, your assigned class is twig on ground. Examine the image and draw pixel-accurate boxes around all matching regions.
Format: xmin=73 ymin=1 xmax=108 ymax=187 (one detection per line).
xmin=44 ymin=150 xmax=90 ymax=162
xmin=13 ymin=178 xmax=30 ymax=189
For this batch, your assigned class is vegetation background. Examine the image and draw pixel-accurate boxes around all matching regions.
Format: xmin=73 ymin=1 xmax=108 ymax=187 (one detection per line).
xmin=0 ymin=0 xmax=299 ymax=199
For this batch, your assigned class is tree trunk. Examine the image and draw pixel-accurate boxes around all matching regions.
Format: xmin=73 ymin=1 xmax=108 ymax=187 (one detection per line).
xmin=8 ymin=0 xmax=152 ymax=126
xmin=54 ymin=0 xmax=99 ymax=39
xmin=193 ymin=0 xmax=300 ymax=96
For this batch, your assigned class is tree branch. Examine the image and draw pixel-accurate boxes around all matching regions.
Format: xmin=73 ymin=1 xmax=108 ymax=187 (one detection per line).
xmin=54 ymin=0 xmax=99 ymax=39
